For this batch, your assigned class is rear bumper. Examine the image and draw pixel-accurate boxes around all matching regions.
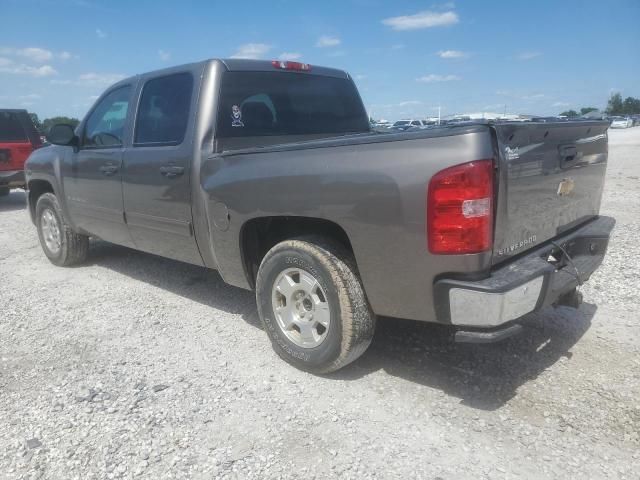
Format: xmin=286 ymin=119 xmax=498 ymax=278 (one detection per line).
xmin=0 ymin=169 xmax=25 ymax=188
xmin=434 ymin=216 xmax=615 ymax=329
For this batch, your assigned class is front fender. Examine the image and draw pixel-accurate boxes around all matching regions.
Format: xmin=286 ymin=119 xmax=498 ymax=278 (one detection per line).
xmin=25 ymin=146 xmax=77 ymax=229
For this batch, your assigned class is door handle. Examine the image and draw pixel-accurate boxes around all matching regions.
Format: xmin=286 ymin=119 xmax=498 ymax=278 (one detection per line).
xmin=99 ymin=164 xmax=119 ymax=176
xmin=159 ymin=165 xmax=185 ymax=178
xmin=559 ymin=145 xmax=578 ymax=169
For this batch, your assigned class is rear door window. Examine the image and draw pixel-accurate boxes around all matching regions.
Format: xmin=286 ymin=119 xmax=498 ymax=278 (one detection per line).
xmin=216 ymin=72 xmax=369 ymax=138
xmin=0 ymin=111 xmax=27 ymax=142
xmin=134 ymin=72 xmax=193 ymax=146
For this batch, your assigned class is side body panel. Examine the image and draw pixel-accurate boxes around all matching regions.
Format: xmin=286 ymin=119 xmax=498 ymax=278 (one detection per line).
xmin=198 ymin=128 xmax=496 ymax=322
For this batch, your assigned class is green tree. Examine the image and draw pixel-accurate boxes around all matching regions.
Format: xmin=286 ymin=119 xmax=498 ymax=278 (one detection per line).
xmin=606 ymin=93 xmax=624 ymax=115
xmin=622 ymin=97 xmax=640 ymax=115
xmin=580 ymin=107 xmax=598 ymax=115
xmin=560 ymin=110 xmax=578 ymax=117
xmin=41 ymin=116 xmax=80 ymax=133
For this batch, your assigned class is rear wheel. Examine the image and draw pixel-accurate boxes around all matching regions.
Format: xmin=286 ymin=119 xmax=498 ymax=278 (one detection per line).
xmin=35 ymin=193 xmax=89 ymax=266
xmin=256 ymin=237 xmax=375 ymax=374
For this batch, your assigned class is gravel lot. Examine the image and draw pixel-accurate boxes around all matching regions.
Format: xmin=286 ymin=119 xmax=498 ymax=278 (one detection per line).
xmin=1 ymin=127 xmax=639 ymax=480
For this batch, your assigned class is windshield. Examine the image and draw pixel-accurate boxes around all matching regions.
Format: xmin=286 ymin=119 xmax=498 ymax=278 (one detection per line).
xmin=216 ymin=72 xmax=369 ymax=138
xmin=393 ymin=121 xmax=410 ymax=126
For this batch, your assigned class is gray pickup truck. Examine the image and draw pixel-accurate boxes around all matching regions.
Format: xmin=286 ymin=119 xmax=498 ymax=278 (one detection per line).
xmin=25 ymin=58 xmax=614 ymax=373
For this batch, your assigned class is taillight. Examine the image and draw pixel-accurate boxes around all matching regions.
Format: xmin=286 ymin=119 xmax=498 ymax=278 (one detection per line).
xmin=271 ymin=60 xmax=311 ymax=71
xmin=427 ymin=159 xmax=494 ymax=254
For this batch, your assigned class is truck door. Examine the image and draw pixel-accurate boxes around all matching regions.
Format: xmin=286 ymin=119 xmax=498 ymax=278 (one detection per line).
xmin=122 ymin=71 xmax=203 ymax=266
xmin=61 ymin=84 xmax=135 ymax=247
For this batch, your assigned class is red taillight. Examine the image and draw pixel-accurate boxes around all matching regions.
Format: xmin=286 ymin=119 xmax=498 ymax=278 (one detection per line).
xmin=427 ymin=159 xmax=494 ymax=254
xmin=271 ymin=60 xmax=311 ymax=71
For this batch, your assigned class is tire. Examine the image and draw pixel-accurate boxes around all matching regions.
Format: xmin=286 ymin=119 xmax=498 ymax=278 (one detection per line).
xmin=0 ymin=187 xmax=9 ymax=197
xmin=35 ymin=192 xmax=89 ymax=266
xmin=256 ymin=236 xmax=375 ymax=374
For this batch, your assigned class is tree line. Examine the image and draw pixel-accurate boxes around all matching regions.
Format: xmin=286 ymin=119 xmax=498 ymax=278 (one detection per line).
xmin=560 ymin=93 xmax=640 ymax=118
xmin=28 ymin=113 xmax=80 ymax=135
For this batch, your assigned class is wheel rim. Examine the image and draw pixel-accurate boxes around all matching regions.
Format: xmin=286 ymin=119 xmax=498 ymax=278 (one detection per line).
xmin=271 ymin=267 xmax=331 ymax=349
xmin=40 ymin=208 xmax=62 ymax=254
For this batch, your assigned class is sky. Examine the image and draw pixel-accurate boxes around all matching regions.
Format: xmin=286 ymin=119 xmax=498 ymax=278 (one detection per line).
xmin=1 ymin=0 xmax=639 ymax=121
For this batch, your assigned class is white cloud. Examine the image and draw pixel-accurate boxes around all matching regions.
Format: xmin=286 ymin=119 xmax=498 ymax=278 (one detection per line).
xmin=96 ymin=29 xmax=107 ymax=39
xmin=398 ymin=100 xmax=422 ymax=107
xmin=230 ymin=43 xmax=271 ymax=59
xmin=483 ymin=103 xmax=506 ymax=110
xmin=354 ymin=74 xmax=367 ymax=80
xmin=19 ymin=94 xmax=42 ymax=100
xmin=1 ymin=47 xmax=74 ymax=62
xmin=516 ymin=51 xmax=542 ymax=60
xmin=0 ymin=47 xmax=53 ymax=62
xmin=52 ymin=72 xmax=126 ymax=87
xmin=416 ymin=74 xmax=461 ymax=83
xmin=522 ymin=93 xmax=545 ymax=100
xmin=158 ymin=49 xmax=171 ymax=61
xmin=382 ymin=10 xmax=459 ymax=31
xmin=437 ymin=50 xmax=467 ymax=59
xmin=316 ymin=36 xmax=341 ymax=48
xmin=77 ymin=72 xmax=126 ymax=86
xmin=278 ymin=52 xmax=302 ymax=61
xmin=552 ymin=101 xmax=570 ymax=107
xmin=0 ymin=57 xmax=57 ymax=77
xmin=20 ymin=47 xmax=53 ymax=62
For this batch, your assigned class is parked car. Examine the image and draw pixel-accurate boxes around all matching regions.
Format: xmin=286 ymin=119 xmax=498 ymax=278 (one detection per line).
xmin=609 ymin=116 xmax=633 ymax=128
xmin=0 ymin=109 xmax=42 ymax=196
xmin=25 ymin=58 xmax=615 ymax=373
xmin=391 ymin=119 xmax=429 ymax=131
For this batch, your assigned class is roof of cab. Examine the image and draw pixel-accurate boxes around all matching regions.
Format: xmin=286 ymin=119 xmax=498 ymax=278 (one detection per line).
xmin=219 ymin=59 xmax=350 ymax=79
xmin=111 ymin=58 xmax=350 ymax=89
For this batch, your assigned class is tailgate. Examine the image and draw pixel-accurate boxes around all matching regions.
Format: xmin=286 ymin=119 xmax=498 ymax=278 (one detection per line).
xmin=0 ymin=110 xmax=38 ymax=172
xmin=491 ymin=121 xmax=609 ymax=265
xmin=0 ymin=141 xmax=33 ymax=171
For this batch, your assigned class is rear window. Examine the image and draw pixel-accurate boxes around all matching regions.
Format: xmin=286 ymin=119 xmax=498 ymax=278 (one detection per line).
xmin=216 ymin=72 xmax=369 ymax=138
xmin=0 ymin=111 xmax=27 ymax=142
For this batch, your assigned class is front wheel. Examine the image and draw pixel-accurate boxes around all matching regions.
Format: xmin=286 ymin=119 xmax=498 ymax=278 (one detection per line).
xmin=0 ymin=187 xmax=10 ymax=197
xmin=256 ymin=237 xmax=375 ymax=374
xmin=35 ymin=192 xmax=89 ymax=266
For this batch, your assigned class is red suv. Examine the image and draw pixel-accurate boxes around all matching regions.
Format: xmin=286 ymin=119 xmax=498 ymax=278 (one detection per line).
xmin=0 ymin=109 xmax=43 ymax=197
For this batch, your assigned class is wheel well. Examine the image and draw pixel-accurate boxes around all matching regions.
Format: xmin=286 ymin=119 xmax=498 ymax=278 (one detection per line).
xmin=240 ymin=216 xmax=355 ymax=289
xmin=27 ymin=180 xmax=54 ymax=222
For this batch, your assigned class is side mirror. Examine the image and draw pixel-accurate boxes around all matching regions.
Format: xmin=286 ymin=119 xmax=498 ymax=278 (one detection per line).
xmin=47 ymin=124 xmax=78 ymax=147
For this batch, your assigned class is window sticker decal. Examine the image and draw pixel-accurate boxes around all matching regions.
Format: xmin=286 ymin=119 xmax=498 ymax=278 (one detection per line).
xmin=231 ymin=105 xmax=244 ymax=127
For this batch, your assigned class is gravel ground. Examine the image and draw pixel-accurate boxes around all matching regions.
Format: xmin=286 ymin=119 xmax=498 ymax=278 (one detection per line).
xmin=1 ymin=128 xmax=639 ymax=480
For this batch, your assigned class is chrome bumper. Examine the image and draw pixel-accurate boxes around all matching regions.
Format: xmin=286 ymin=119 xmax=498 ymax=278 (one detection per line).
xmin=434 ymin=216 xmax=615 ymax=328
